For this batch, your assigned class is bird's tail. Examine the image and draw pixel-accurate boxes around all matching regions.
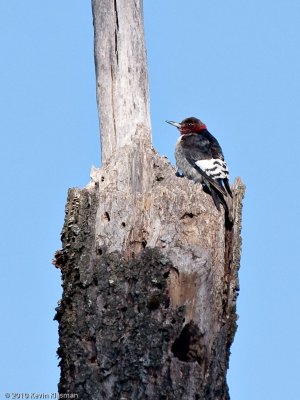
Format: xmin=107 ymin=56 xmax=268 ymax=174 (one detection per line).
xmin=223 ymin=178 xmax=233 ymax=197
xmin=209 ymin=185 xmax=233 ymax=228
xmin=210 ymin=186 xmax=222 ymax=211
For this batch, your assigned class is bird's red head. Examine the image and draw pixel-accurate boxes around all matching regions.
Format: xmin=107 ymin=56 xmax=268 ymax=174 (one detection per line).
xmin=166 ymin=117 xmax=207 ymax=135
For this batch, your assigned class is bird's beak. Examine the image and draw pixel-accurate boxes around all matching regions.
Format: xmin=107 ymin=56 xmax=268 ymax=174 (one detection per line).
xmin=166 ymin=120 xmax=181 ymax=128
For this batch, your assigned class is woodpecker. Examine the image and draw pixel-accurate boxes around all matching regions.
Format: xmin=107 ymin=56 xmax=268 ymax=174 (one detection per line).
xmin=166 ymin=117 xmax=232 ymax=215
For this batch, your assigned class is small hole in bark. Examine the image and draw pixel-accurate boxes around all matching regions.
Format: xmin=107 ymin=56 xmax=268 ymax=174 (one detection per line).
xmin=180 ymin=212 xmax=195 ymax=220
xmin=121 ymin=222 xmax=126 ymax=227
xmin=101 ymin=176 xmax=105 ymax=182
xmin=171 ymin=322 xmax=203 ymax=363
xmin=154 ymin=281 xmax=162 ymax=289
xmin=104 ymin=212 xmax=110 ymax=222
xmin=142 ymin=240 xmax=147 ymax=248
xmin=147 ymin=295 xmax=160 ymax=311
xmin=172 ymin=324 xmax=192 ymax=361
xmin=121 ymin=306 xmax=128 ymax=312
xmin=163 ymin=270 xmax=170 ymax=278
xmin=171 ymin=318 xmax=176 ymax=324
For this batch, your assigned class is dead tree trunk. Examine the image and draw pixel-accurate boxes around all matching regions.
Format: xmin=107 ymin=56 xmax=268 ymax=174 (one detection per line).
xmin=53 ymin=1 xmax=245 ymax=399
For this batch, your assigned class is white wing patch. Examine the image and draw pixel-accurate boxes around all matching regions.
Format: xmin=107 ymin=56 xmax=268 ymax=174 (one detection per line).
xmin=195 ymin=158 xmax=229 ymax=179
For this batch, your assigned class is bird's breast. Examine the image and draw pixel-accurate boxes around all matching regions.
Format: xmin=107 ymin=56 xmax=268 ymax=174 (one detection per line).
xmin=175 ymin=141 xmax=203 ymax=183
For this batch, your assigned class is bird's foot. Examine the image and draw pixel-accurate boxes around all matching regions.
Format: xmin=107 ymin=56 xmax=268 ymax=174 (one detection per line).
xmin=175 ymin=170 xmax=184 ymax=178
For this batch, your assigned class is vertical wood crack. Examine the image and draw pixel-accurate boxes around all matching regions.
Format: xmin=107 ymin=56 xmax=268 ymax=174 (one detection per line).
xmin=110 ymin=64 xmax=117 ymax=149
xmin=113 ymin=0 xmax=119 ymax=65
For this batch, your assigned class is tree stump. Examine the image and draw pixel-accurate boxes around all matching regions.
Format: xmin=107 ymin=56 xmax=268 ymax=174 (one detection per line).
xmin=53 ymin=1 xmax=245 ymax=399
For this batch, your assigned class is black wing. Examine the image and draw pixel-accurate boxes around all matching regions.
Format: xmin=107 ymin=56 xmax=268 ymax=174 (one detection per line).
xmin=180 ymin=131 xmax=228 ymax=197
xmin=180 ymin=130 xmax=224 ymax=159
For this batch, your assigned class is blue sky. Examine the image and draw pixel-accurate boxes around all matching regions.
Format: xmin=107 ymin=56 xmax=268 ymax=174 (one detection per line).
xmin=1 ymin=1 xmax=300 ymax=399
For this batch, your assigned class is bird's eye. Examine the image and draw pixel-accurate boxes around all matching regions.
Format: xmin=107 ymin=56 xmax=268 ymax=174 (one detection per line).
xmin=188 ymin=123 xmax=193 ymax=126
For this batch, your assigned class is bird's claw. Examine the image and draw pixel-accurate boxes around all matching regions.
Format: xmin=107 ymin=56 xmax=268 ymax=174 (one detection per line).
xmin=175 ymin=170 xmax=184 ymax=178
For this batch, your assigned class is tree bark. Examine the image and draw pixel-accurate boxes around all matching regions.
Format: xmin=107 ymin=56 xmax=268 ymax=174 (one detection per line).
xmin=54 ymin=1 xmax=245 ymax=399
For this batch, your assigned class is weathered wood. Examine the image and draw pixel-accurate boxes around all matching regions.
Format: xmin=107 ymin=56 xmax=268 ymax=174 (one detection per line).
xmin=92 ymin=0 xmax=151 ymax=165
xmin=54 ymin=160 xmax=245 ymax=399
xmin=54 ymin=1 xmax=245 ymax=399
